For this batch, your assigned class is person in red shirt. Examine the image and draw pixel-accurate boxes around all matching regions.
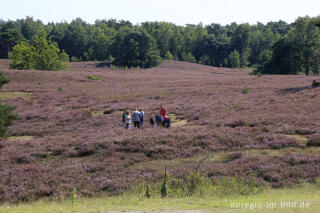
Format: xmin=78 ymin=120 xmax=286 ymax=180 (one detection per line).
xmin=160 ymin=105 xmax=168 ymax=127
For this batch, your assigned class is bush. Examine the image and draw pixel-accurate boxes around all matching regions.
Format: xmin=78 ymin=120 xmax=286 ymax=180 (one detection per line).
xmin=241 ymin=86 xmax=249 ymax=94
xmin=182 ymin=52 xmax=196 ymax=63
xmin=135 ymin=172 xmax=261 ymax=199
xmin=9 ymin=30 xmax=69 ymax=71
xmin=0 ymin=72 xmax=10 ymax=89
xmin=87 ymin=75 xmax=102 ymax=80
xmin=164 ymin=51 xmax=174 ymax=60
xmin=0 ymin=72 xmax=18 ymax=137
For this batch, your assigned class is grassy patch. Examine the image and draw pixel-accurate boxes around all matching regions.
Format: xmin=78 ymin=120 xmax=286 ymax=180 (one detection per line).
xmin=0 ymin=92 xmax=31 ymax=100
xmin=132 ymin=147 xmax=320 ymax=171
xmin=280 ymin=134 xmax=308 ymax=143
xmin=169 ymin=114 xmax=188 ymax=127
xmin=7 ymin=136 xmax=34 ymax=141
xmin=0 ymin=186 xmax=319 ymax=213
xmin=87 ymin=75 xmax=102 ymax=80
xmin=91 ymin=110 xmax=105 ymax=117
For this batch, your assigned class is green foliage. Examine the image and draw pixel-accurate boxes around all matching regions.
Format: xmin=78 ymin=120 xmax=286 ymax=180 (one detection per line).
xmin=105 ymin=55 xmax=115 ymax=64
xmin=72 ymin=188 xmax=77 ymax=203
xmin=199 ymin=55 xmax=212 ymax=65
xmin=241 ymin=86 xmax=249 ymax=94
xmin=181 ymin=52 xmax=196 ymax=63
xmin=86 ymin=75 xmax=102 ymax=80
xmin=70 ymin=56 xmax=81 ymax=62
xmin=2 ymin=16 xmax=320 ymax=72
xmin=58 ymin=86 xmax=63 ymax=92
xmin=228 ymin=50 xmax=241 ymax=68
xmin=258 ymin=17 xmax=320 ymax=75
xmin=0 ymin=21 xmax=24 ymax=58
xmin=316 ymin=178 xmax=320 ymax=188
xmin=9 ymin=30 xmax=69 ymax=71
xmin=0 ymin=72 xmax=18 ymax=138
xmin=164 ymin=50 xmax=174 ymax=60
xmin=0 ymin=72 xmax=10 ymax=89
xmin=111 ymin=29 xmax=161 ymax=68
xmin=0 ymin=100 xmax=18 ymax=138
xmin=9 ymin=42 xmax=35 ymax=70
xmin=214 ymin=175 xmax=261 ymax=196
xmin=136 ymin=173 xmax=261 ymax=199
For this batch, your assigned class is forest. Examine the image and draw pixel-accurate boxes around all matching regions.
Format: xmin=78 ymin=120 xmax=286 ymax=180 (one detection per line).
xmin=1 ymin=16 xmax=320 ymax=73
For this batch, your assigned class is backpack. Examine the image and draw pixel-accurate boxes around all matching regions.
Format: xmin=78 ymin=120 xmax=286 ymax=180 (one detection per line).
xmin=156 ymin=114 xmax=163 ymax=123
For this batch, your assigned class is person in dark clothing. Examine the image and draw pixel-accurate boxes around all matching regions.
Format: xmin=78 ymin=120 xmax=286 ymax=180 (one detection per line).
xmin=122 ymin=110 xmax=126 ymax=128
xmin=155 ymin=114 xmax=163 ymax=128
xmin=166 ymin=117 xmax=171 ymax=128
xmin=149 ymin=114 xmax=156 ymax=128
xmin=139 ymin=108 xmax=145 ymax=127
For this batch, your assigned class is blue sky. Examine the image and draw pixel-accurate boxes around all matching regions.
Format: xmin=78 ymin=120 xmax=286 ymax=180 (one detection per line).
xmin=1 ymin=0 xmax=319 ymax=25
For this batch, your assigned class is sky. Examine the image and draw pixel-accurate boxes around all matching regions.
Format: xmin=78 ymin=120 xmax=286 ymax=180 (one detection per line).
xmin=0 ymin=0 xmax=320 ymax=26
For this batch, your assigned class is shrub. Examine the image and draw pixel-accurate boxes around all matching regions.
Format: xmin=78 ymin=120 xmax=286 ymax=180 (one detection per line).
xmin=306 ymin=135 xmax=320 ymax=147
xmin=241 ymin=86 xmax=249 ymax=94
xmin=0 ymin=72 xmax=18 ymax=137
xmin=70 ymin=56 xmax=81 ymax=62
xmin=87 ymin=75 xmax=102 ymax=80
xmin=136 ymin=172 xmax=261 ymax=199
xmin=9 ymin=30 xmax=69 ymax=71
xmin=164 ymin=51 xmax=174 ymax=60
xmin=0 ymin=72 xmax=10 ymax=89
xmin=182 ymin=52 xmax=196 ymax=63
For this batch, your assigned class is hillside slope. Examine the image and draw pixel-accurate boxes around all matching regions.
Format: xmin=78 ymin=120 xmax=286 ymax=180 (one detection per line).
xmin=0 ymin=60 xmax=319 ymax=202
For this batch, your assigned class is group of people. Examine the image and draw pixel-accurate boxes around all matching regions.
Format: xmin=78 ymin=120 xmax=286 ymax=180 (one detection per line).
xmin=122 ymin=105 xmax=171 ymax=130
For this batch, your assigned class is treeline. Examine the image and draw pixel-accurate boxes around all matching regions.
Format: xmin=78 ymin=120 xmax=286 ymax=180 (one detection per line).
xmin=0 ymin=16 xmax=320 ymax=73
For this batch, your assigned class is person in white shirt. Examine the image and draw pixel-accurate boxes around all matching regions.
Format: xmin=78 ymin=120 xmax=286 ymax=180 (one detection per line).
xmin=125 ymin=111 xmax=132 ymax=130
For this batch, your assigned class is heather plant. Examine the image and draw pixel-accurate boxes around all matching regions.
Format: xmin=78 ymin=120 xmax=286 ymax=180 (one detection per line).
xmin=1 ymin=60 xmax=320 ymax=203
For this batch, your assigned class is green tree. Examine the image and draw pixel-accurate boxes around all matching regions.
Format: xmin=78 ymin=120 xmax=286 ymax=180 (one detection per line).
xmin=0 ymin=21 xmax=24 ymax=58
xmin=260 ymin=17 xmax=320 ymax=75
xmin=18 ymin=16 xmax=44 ymax=40
xmin=9 ymin=30 xmax=69 ymax=70
xmin=231 ymin=24 xmax=252 ymax=67
xmin=181 ymin=52 xmax=196 ymax=63
xmin=112 ymin=29 xmax=161 ymax=68
xmin=228 ymin=50 xmax=241 ymax=68
xmin=9 ymin=42 xmax=35 ymax=69
xmin=164 ymin=50 xmax=173 ymax=60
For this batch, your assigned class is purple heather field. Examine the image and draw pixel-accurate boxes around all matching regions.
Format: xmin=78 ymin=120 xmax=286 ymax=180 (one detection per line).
xmin=0 ymin=59 xmax=320 ymax=202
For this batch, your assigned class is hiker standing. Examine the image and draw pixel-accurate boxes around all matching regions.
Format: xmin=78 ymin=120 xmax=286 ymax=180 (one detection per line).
xmin=160 ymin=105 xmax=168 ymax=127
xmin=132 ymin=108 xmax=142 ymax=128
xmin=155 ymin=113 xmax=163 ymax=128
xmin=125 ymin=111 xmax=132 ymax=130
xmin=139 ymin=108 xmax=145 ymax=127
xmin=122 ymin=110 xmax=127 ymax=128
xmin=150 ymin=114 xmax=156 ymax=128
